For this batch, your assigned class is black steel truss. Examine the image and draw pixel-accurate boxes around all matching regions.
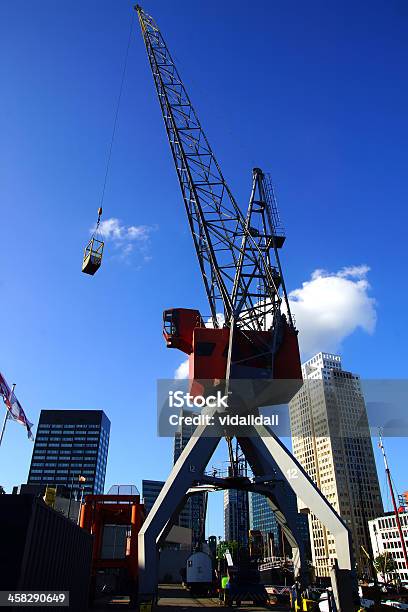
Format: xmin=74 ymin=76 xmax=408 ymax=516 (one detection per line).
xmin=136 ymin=6 xmax=294 ymax=332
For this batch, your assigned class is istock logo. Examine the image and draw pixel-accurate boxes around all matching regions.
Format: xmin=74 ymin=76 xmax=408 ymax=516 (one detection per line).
xmin=168 ymin=390 xmax=229 ymax=410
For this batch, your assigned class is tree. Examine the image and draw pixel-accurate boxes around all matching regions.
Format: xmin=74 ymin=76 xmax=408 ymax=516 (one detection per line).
xmin=374 ymin=552 xmax=398 ymax=583
xmin=0 ymin=486 xmax=5 ymax=495
xmin=216 ymin=540 xmax=238 ymax=561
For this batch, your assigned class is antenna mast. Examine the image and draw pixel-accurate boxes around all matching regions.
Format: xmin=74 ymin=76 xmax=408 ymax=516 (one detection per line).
xmin=378 ymin=431 xmax=408 ymax=574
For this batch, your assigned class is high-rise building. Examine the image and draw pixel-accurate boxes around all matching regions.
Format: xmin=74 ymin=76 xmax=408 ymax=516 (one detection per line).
xmin=224 ymin=460 xmax=250 ymax=547
xmin=249 ymin=486 xmax=312 ymax=560
xmin=27 ymin=410 xmax=110 ymax=497
xmin=141 ymin=480 xmax=192 ymax=551
xmin=297 ymin=513 xmax=312 ymax=561
xmin=224 ymin=488 xmax=250 ymax=547
xmin=142 ymin=479 xmax=165 ymax=514
xmin=173 ymin=412 xmax=206 ymax=549
xmin=368 ymin=511 xmax=408 ymax=584
xmin=289 ymin=352 xmax=383 ymax=578
xmin=249 ymin=492 xmax=281 ymax=556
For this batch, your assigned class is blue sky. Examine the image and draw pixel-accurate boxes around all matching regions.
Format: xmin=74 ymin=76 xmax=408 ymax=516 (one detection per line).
xmin=0 ymin=0 xmax=407 ymax=537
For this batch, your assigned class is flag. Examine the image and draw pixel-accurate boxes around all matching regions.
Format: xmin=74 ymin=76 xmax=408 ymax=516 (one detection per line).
xmin=0 ymin=372 xmax=34 ymax=440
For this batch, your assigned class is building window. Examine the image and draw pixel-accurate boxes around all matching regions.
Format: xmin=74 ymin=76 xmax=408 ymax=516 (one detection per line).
xmin=101 ymin=525 xmax=129 ymax=560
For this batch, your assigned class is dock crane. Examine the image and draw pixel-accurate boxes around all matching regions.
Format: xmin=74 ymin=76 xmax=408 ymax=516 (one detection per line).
xmin=135 ymin=5 xmax=357 ymax=610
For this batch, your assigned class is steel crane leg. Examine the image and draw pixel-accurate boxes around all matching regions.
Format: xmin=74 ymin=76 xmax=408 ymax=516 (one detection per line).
xmin=138 ymin=421 xmax=219 ymax=601
xmin=245 ymin=479 xmax=305 ymax=581
xmin=138 ymin=422 xmax=356 ymax=609
xmin=241 ymin=425 xmax=358 ymax=611
xmin=245 ymin=424 xmax=355 ymax=570
xmin=237 ymin=435 xmax=307 ymax=584
xmin=196 ymin=473 xmax=305 ymax=583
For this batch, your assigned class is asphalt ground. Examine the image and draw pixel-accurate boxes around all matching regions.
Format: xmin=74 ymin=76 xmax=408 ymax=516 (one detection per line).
xmin=154 ymin=584 xmax=288 ymax=610
xmin=91 ymin=583 xmax=290 ymax=610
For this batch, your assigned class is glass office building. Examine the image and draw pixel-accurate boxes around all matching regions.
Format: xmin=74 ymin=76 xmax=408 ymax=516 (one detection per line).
xmin=224 ymin=487 xmax=250 ymax=547
xmin=249 ymin=487 xmax=312 ymax=560
xmin=27 ymin=409 xmax=110 ymax=496
xmin=249 ymin=492 xmax=281 ymax=555
xmin=142 ymin=480 xmax=165 ymax=514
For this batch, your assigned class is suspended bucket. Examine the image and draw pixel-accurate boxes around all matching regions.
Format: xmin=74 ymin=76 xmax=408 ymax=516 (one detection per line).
xmin=82 ymin=207 xmax=104 ymax=275
xmin=82 ymin=237 xmax=104 ymax=275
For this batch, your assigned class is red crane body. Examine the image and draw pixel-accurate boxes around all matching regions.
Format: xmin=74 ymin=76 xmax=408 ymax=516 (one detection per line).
xmin=163 ymin=307 xmax=301 ymax=399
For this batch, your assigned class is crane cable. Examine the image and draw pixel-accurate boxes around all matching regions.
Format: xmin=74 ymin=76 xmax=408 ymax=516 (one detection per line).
xmin=91 ymin=206 xmax=103 ymax=243
xmin=99 ymin=12 xmax=135 ymax=212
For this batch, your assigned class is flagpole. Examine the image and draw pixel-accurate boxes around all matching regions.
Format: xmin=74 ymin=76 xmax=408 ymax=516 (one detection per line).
xmin=0 ymin=383 xmax=16 ymax=448
xmin=68 ymin=474 xmax=75 ymax=519
xmin=378 ymin=431 xmax=408 ymax=574
xmin=77 ymin=485 xmax=84 ymax=525
xmin=0 ymin=411 xmax=9 ymax=447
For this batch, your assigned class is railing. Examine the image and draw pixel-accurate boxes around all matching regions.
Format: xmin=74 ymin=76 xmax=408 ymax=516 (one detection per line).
xmin=259 ymin=556 xmax=294 ymax=571
xmin=84 ymin=237 xmax=103 ymax=259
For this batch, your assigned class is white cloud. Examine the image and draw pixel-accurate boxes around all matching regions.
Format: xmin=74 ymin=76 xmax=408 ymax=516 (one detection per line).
xmin=175 ymin=359 xmax=189 ymax=380
xmin=206 ymin=313 xmax=225 ymax=328
xmin=337 ymin=264 xmax=370 ymax=279
xmin=172 ymin=265 xmax=376 ymax=376
xmin=287 ymin=265 xmax=376 ymax=358
xmin=92 ymin=217 xmax=155 ymax=261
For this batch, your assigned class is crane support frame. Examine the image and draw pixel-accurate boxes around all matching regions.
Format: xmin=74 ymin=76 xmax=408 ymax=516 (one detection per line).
xmin=138 ymin=421 xmax=355 ymax=606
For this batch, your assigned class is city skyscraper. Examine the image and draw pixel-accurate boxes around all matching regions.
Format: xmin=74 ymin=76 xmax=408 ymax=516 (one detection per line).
xmin=249 ymin=487 xmax=311 ymax=560
xmin=142 ymin=479 xmax=165 ymax=514
xmin=249 ymin=492 xmax=281 ymax=556
xmin=27 ymin=410 xmax=110 ymax=496
xmin=289 ymin=352 xmax=383 ymax=578
xmin=224 ymin=459 xmax=250 ymax=547
xmin=224 ymin=487 xmax=250 ymax=547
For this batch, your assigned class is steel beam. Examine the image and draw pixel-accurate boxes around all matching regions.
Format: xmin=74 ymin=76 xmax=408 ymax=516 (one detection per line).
xmin=243 ymin=424 xmax=355 ymax=573
xmin=238 ymin=435 xmax=306 ymax=584
xmin=138 ymin=421 xmax=219 ymax=601
xmin=138 ymin=425 xmax=356 ymax=605
xmin=195 ymin=472 xmax=305 ymax=582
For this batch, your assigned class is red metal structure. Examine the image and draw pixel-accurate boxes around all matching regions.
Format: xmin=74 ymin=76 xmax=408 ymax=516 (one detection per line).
xmin=163 ymin=307 xmax=301 ymax=398
xmin=80 ymin=493 xmax=145 ymax=599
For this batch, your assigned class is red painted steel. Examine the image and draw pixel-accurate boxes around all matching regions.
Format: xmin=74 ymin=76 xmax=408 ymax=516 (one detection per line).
xmin=80 ymin=494 xmax=146 ymax=590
